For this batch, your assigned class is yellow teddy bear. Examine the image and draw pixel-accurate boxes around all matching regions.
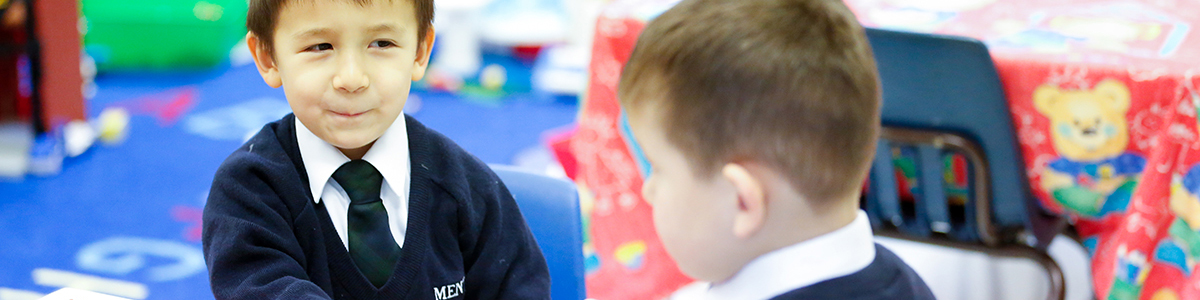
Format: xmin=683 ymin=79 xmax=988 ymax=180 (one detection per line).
xmin=1035 ymin=79 xmax=1144 ymax=219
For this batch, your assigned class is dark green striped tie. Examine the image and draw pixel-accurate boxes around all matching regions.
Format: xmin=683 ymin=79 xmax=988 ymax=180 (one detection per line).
xmin=332 ymin=160 xmax=400 ymax=288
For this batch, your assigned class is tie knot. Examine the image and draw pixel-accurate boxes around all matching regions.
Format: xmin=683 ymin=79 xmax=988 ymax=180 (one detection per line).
xmin=331 ymin=160 xmax=383 ymax=204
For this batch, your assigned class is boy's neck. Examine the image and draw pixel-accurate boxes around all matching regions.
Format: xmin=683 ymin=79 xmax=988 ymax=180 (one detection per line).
xmin=339 ymin=141 xmax=376 ymax=160
xmin=752 ymin=195 xmax=860 ymax=259
xmin=710 ymin=198 xmax=869 ymax=293
xmin=706 ymin=193 xmax=863 ymax=285
xmin=783 ymin=200 xmax=857 ymax=243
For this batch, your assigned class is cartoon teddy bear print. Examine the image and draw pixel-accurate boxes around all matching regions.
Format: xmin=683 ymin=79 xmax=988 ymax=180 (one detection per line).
xmin=1036 ymin=79 xmax=1144 ymax=219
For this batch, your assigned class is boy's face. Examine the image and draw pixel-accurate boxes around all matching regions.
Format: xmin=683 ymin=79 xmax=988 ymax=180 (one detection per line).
xmin=626 ymin=102 xmax=742 ymax=282
xmin=251 ymin=0 xmax=433 ymax=153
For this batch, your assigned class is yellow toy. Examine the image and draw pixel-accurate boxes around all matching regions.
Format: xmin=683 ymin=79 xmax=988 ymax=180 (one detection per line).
xmin=96 ymin=107 xmax=130 ymax=145
xmin=480 ymin=64 xmax=507 ymax=91
xmin=1035 ymin=79 xmax=1144 ymax=218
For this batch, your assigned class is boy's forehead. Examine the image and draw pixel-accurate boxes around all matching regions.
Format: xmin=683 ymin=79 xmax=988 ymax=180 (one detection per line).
xmin=624 ymin=100 xmax=671 ymax=136
xmin=274 ymin=0 xmax=417 ymax=31
xmin=621 ymin=86 xmax=672 ymax=116
xmin=284 ymin=0 xmax=402 ymax=6
xmin=278 ymin=0 xmax=411 ymax=18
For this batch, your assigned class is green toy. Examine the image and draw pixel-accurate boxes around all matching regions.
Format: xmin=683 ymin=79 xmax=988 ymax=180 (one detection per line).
xmin=82 ymin=0 xmax=247 ymax=70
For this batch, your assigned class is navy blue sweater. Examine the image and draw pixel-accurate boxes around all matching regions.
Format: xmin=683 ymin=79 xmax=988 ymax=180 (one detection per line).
xmin=203 ymin=114 xmax=550 ymax=300
xmin=770 ymin=244 xmax=935 ymax=300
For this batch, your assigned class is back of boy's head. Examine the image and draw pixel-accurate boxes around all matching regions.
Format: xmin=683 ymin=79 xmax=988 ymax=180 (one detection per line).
xmin=619 ymin=0 xmax=880 ymax=204
xmin=246 ymin=0 xmax=434 ymax=56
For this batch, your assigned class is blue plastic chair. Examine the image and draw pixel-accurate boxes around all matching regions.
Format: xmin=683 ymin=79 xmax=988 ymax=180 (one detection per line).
xmin=864 ymin=27 xmax=1065 ymax=300
xmin=491 ymin=165 xmax=586 ymax=300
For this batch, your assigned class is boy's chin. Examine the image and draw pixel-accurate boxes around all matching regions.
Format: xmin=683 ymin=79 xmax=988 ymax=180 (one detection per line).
xmin=327 ymin=135 xmax=380 ymax=152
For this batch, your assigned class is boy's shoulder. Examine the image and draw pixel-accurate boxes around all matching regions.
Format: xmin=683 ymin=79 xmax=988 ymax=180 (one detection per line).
xmin=214 ymin=114 xmax=303 ymax=182
xmin=403 ymin=115 xmax=505 ymax=198
xmin=769 ymin=244 xmax=935 ymax=300
xmin=207 ymin=114 xmax=315 ymax=217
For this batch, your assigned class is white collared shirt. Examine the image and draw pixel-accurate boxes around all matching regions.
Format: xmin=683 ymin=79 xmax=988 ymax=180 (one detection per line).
xmin=671 ymin=210 xmax=877 ymax=300
xmin=295 ymin=116 xmax=411 ymax=249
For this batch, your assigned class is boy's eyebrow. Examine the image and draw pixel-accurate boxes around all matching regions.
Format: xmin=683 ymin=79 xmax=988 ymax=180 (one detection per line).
xmin=365 ymin=24 xmax=404 ymax=34
xmin=293 ymin=28 xmax=334 ymax=39
xmin=291 ymin=24 xmax=406 ymax=40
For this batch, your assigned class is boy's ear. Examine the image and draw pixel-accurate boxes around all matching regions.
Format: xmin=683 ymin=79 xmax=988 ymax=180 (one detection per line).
xmin=246 ymin=33 xmax=282 ymax=88
xmin=411 ymin=26 xmax=436 ymax=81
xmin=724 ymin=163 xmax=767 ymax=239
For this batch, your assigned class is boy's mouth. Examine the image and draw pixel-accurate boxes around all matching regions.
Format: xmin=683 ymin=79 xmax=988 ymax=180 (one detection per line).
xmin=330 ymin=110 xmax=367 ymax=118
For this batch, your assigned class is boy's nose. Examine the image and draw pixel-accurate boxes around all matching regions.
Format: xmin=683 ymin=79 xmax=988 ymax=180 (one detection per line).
xmin=333 ymin=54 xmax=370 ymax=93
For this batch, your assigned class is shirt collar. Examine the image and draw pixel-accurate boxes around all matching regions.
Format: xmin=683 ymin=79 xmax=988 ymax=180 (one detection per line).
xmin=296 ymin=115 xmax=410 ymax=203
xmin=706 ymin=210 xmax=877 ymax=300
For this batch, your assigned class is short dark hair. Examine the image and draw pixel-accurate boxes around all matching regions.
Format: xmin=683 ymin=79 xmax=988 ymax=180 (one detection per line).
xmin=618 ymin=0 xmax=880 ymax=203
xmin=246 ymin=0 xmax=434 ymax=56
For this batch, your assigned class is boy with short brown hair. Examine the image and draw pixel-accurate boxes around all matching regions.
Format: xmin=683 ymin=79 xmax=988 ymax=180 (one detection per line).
xmin=202 ymin=0 xmax=550 ymax=299
xmin=619 ymin=0 xmax=935 ymax=298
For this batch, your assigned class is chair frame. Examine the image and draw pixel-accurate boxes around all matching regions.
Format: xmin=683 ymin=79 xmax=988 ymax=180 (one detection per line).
xmin=863 ymin=27 xmax=1069 ymax=300
xmin=875 ymin=127 xmax=1065 ymax=300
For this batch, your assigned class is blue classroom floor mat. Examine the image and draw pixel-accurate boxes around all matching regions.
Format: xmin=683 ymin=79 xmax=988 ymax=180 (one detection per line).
xmin=0 ymin=61 xmax=578 ymax=299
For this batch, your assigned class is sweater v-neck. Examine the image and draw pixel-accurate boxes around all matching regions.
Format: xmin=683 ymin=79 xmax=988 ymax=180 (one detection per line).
xmin=292 ymin=114 xmax=437 ymax=298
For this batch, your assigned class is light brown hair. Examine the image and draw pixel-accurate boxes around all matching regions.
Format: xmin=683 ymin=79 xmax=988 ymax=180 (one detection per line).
xmin=619 ymin=0 xmax=880 ymax=203
xmin=246 ymin=0 xmax=434 ymax=56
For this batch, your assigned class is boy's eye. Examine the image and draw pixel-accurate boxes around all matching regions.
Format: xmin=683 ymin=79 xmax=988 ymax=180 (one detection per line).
xmin=305 ymin=43 xmax=333 ymax=52
xmin=370 ymin=40 xmax=396 ymax=48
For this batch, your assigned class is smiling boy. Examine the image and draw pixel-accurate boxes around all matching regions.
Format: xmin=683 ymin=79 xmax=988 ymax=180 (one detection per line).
xmin=202 ymin=0 xmax=550 ymax=299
